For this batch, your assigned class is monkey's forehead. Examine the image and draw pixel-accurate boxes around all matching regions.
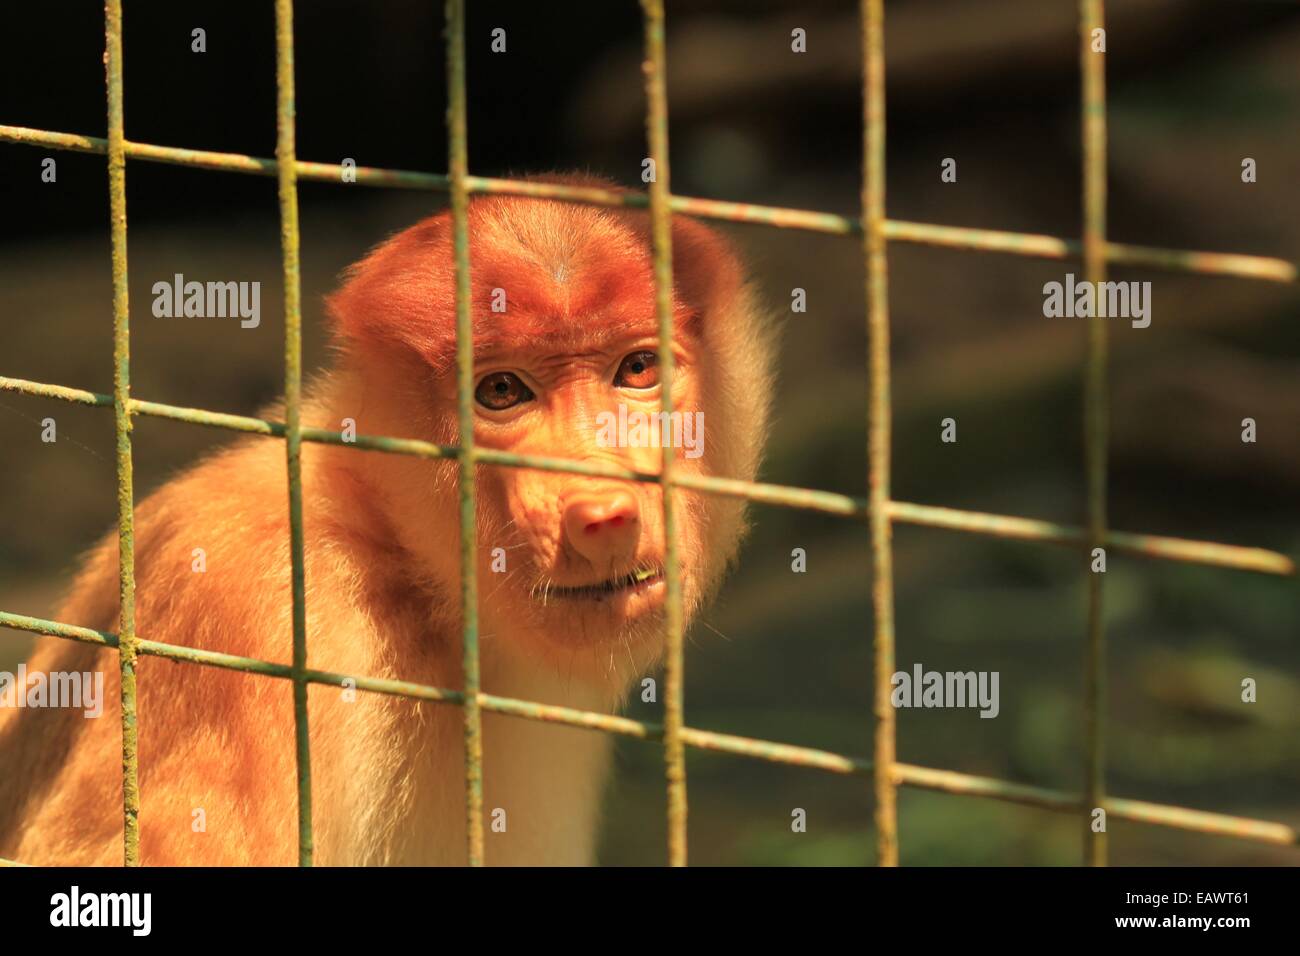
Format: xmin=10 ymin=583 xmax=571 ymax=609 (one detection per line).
xmin=327 ymin=190 xmax=724 ymax=372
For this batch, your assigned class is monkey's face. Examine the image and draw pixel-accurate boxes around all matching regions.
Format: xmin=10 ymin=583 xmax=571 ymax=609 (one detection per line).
xmin=326 ymin=191 xmax=773 ymax=689
xmin=460 ymin=326 xmax=714 ymax=677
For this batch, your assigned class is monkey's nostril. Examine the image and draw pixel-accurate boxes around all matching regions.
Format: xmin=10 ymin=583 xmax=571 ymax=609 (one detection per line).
xmin=564 ymin=492 xmax=641 ymax=563
xmin=584 ymin=513 xmax=627 ymax=534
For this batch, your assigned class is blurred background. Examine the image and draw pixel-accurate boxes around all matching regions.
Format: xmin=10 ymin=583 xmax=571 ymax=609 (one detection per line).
xmin=1 ymin=0 xmax=1297 ymax=865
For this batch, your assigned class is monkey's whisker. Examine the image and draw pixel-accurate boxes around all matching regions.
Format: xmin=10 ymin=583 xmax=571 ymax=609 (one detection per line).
xmin=698 ymin=619 xmax=733 ymax=643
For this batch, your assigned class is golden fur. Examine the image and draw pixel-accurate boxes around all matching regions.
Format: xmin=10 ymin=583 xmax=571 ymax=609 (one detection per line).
xmin=0 ymin=180 xmax=775 ymax=865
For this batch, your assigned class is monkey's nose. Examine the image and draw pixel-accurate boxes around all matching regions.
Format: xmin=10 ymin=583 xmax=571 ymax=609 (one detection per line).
xmin=562 ymin=491 xmax=641 ymax=567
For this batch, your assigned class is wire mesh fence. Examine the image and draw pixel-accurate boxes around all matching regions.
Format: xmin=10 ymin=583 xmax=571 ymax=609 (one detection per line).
xmin=0 ymin=0 xmax=1296 ymax=868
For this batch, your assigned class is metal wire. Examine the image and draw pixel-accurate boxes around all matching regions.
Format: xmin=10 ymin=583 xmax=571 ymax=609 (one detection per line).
xmin=444 ymin=0 xmax=486 ymax=868
xmin=0 ymin=1 xmax=1295 ymax=868
xmin=1 ymin=375 xmax=1291 ymax=579
xmin=1 ymin=606 xmax=1294 ymax=851
xmin=862 ymin=0 xmax=898 ymax=869
xmin=640 ymin=0 xmax=690 ymax=868
xmin=274 ymin=0 xmax=315 ymax=870
xmin=1080 ymin=0 xmax=1110 ymax=869
xmin=104 ymin=0 xmax=140 ymax=869
xmin=4 ymin=123 xmax=1294 ymax=284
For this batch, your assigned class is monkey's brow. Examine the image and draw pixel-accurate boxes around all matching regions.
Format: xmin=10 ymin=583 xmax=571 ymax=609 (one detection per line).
xmin=424 ymin=309 xmax=699 ymax=374
xmin=468 ymin=318 xmax=693 ymax=358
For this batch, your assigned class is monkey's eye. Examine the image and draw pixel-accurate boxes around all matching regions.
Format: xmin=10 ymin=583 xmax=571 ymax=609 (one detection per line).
xmin=613 ymin=350 xmax=659 ymax=389
xmin=474 ymin=372 xmax=534 ymax=411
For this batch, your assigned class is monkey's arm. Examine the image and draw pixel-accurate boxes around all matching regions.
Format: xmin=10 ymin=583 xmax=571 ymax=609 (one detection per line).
xmin=0 ymin=436 xmax=425 ymax=865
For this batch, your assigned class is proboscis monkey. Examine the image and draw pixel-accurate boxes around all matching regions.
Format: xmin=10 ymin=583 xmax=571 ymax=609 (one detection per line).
xmin=0 ymin=176 xmax=775 ymax=866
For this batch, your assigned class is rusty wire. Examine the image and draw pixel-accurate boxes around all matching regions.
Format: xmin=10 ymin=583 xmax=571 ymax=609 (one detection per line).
xmin=0 ymin=0 xmax=1296 ymax=868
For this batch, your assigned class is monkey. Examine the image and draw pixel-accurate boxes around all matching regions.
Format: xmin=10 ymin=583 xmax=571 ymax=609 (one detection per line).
xmin=0 ymin=175 xmax=776 ymax=866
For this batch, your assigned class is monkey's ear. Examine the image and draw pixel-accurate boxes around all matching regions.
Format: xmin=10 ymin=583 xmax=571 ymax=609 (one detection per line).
xmin=669 ymin=216 xmax=744 ymax=322
xmin=323 ymin=212 xmax=456 ymax=366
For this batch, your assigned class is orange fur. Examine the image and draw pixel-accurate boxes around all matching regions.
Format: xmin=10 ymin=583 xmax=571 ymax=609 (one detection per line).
xmin=0 ymin=177 xmax=775 ymax=865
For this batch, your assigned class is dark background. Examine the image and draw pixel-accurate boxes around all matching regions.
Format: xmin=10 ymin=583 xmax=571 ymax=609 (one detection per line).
xmin=1 ymin=0 xmax=1298 ymax=865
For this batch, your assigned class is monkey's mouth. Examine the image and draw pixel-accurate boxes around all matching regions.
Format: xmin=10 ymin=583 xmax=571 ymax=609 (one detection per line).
xmin=540 ymin=566 xmax=667 ymax=602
